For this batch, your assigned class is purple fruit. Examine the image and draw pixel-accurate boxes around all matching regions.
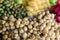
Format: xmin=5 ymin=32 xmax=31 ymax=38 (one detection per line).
xmin=55 ymin=7 xmax=60 ymax=16
xmin=55 ymin=16 xmax=60 ymax=23
xmin=57 ymin=0 xmax=60 ymax=7
xmin=50 ymin=5 xmax=57 ymax=13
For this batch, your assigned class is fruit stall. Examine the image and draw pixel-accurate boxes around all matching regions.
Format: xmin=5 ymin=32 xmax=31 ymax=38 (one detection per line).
xmin=0 ymin=0 xmax=60 ymax=40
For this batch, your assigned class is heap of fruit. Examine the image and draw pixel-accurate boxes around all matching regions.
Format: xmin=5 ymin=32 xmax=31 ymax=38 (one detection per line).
xmin=0 ymin=0 xmax=28 ymax=19
xmin=49 ymin=0 xmax=60 ymax=23
xmin=23 ymin=0 xmax=50 ymax=16
xmin=0 ymin=0 xmax=50 ymax=19
xmin=0 ymin=0 xmax=60 ymax=23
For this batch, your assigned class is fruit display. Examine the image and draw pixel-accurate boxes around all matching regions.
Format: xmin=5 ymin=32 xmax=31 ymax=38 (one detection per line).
xmin=0 ymin=10 xmax=60 ymax=40
xmin=0 ymin=0 xmax=60 ymax=40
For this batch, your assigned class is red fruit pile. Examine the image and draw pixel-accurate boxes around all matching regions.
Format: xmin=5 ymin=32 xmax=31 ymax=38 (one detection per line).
xmin=50 ymin=0 xmax=60 ymax=23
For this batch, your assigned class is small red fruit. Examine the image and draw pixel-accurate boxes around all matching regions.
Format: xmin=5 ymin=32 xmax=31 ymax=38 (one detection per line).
xmin=57 ymin=0 xmax=60 ymax=7
xmin=55 ymin=7 xmax=60 ymax=16
xmin=55 ymin=16 xmax=60 ymax=23
xmin=50 ymin=5 xmax=57 ymax=13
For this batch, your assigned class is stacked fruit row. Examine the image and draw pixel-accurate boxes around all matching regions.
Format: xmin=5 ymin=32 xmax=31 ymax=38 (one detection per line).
xmin=0 ymin=10 xmax=60 ymax=40
xmin=0 ymin=0 xmax=60 ymax=40
xmin=1 ymin=0 xmax=60 ymax=23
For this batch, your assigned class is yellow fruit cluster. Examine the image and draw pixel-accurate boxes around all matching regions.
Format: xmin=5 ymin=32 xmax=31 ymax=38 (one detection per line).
xmin=23 ymin=0 xmax=50 ymax=16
